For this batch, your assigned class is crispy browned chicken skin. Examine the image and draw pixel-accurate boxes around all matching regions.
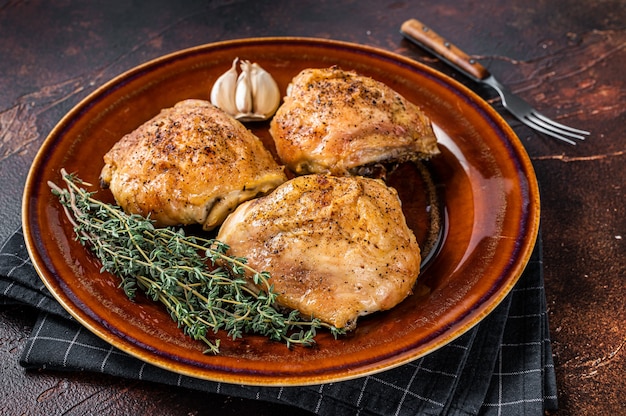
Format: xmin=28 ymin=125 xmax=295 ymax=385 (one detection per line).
xmin=270 ymin=67 xmax=439 ymax=176
xmin=217 ymin=174 xmax=421 ymax=329
xmin=100 ymin=99 xmax=287 ymax=230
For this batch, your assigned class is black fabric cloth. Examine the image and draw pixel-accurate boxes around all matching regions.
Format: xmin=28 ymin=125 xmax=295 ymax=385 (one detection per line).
xmin=1 ymin=228 xmax=557 ymax=415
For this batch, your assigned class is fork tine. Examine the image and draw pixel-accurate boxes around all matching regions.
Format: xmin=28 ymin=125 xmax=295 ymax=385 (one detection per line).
xmin=531 ymin=111 xmax=590 ymax=136
xmin=519 ymin=116 xmax=579 ymax=145
xmin=525 ymin=113 xmax=587 ymax=143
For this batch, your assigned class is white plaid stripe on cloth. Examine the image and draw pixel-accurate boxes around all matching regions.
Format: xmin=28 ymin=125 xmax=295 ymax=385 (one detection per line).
xmin=1 ymin=228 xmax=558 ymax=415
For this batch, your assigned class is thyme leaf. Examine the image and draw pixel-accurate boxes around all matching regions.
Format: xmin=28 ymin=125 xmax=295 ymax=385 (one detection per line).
xmin=49 ymin=169 xmax=344 ymax=354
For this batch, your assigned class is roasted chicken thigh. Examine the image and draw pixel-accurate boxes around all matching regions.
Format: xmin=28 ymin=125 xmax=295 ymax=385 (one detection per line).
xmin=217 ymin=174 xmax=421 ymax=329
xmin=270 ymin=67 xmax=440 ymax=177
xmin=100 ymin=99 xmax=287 ymax=230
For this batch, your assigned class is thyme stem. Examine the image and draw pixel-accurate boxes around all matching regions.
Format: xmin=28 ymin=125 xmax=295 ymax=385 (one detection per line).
xmin=49 ymin=169 xmax=344 ymax=353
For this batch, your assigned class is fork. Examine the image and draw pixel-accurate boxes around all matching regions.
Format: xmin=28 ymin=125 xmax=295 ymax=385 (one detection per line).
xmin=400 ymin=18 xmax=590 ymax=145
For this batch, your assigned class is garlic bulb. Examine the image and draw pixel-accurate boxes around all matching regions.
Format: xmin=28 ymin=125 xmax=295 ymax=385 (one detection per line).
xmin=210 ymin=58 xmax=281 ymax=121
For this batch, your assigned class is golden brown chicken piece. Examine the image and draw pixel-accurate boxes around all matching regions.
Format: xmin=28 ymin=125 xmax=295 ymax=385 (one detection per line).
xmin=100 ymin=99 xmax=287 ymax=230
xmin=269 ymin=67 xmax=440 ymax=177
xmin=217 ymin=174 xmax=421 ymax=329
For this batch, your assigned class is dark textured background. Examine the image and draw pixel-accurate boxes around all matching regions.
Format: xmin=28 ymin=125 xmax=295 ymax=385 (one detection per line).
xmin=1 ymin=1 xmax=624 ymax=414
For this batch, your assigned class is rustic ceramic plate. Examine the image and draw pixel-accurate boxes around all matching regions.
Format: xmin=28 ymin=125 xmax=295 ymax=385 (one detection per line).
xmin=23 ymin=38 xmax=539 ymax=386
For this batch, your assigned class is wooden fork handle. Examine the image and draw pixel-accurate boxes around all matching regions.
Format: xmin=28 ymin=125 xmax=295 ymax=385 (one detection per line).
xmin=401 ymin=18 xmax=490 ymax=81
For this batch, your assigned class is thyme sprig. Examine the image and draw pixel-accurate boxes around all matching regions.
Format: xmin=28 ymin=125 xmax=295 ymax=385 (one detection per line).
xmin=49 ymin=169 xmax=344 ymax=354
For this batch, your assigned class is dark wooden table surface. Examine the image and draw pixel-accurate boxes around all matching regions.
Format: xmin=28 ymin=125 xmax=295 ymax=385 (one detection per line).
xmin=1 ymin=1 xmax=624 ymax=414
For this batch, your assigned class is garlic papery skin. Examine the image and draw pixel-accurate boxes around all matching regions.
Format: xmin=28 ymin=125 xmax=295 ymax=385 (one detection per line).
xmin=210 ymin=58 xmax=281 ymax=121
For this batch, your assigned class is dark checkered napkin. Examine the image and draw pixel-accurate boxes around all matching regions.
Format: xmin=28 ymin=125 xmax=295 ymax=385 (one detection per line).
xmin=1 ymin=228 xmax=557 ymax=415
